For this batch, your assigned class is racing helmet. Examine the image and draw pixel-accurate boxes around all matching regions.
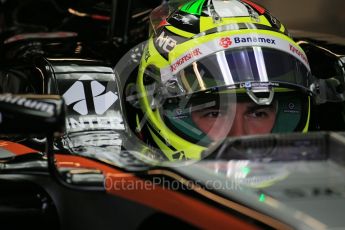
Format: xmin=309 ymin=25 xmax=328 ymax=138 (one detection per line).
xmin=129 ymin=0 xmax=315 ymax=161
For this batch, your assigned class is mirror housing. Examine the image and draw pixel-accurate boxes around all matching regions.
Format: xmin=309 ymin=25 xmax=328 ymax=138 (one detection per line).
xmin=298 ymin=41 xmax=344 ymax=79
xmin=298 ymin=41 xmax=345 ymax=104
xmin=0 ymin=94 xmax=66 ymax=136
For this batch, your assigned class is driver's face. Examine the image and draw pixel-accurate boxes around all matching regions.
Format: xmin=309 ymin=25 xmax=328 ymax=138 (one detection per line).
xmin=191 ymin=101 xmax=277 ymax=141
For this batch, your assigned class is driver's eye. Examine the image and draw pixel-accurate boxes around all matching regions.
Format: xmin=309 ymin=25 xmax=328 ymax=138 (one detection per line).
xmin=251 ymin=110 xmax=268 ymax=118
xmin=246 ymin=107 xmax=275 ymax=119
xmin=203 ymin=111 xmax=222 ymax=118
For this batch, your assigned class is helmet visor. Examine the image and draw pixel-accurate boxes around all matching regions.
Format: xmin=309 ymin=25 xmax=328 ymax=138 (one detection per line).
xmin=165 ymin=47 xmax=312 ymax=97
xmin=160 ymin=47 xmax=312 ymax=145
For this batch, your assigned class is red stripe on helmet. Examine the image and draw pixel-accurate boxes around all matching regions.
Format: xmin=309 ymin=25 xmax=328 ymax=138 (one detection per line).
xmin=241 ymin=0 xmax=265 ymax=14
xmin=158 ymin=19 xmax=170 ymax=28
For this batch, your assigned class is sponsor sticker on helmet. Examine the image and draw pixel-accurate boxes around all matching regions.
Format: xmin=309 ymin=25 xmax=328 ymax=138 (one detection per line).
xmin=163 ymin=33 xmax=310 ymax=78
xmin=153 ymin=29 xmax=189 ymax=60
xmin=170 ymin=48 xmax=202 ymax=72
xmin=171 ymin=13 xmax=194 ymax=25
xmin=289 ymin=44 xmax=309 ymax=66
xmin=233 ymin=36 xmax=276 ymax=45
xmin=240 ymin=82 xmax=280 ymax=89
xmin=219 ymin=37 xmax=232 ymax=48
xmin=155 ymin=30 xmax=178 ymax=53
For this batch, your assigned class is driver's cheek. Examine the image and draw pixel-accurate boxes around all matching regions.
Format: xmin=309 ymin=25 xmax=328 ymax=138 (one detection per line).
xmin=197 ymin=117 xmax=234 ymax=141
xmin=209 ymin=117 xmax=234 ymax=140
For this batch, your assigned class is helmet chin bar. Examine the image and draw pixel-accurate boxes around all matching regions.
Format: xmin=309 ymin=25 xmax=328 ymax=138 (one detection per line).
xmin=246 ymin=88 xmax=275 ymax=105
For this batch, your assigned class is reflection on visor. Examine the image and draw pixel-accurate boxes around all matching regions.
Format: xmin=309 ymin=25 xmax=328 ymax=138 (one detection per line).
xmin=168 ymin=47 xmax=311 ymax=96
xmin=162 ymin=92 xmax=309 ymax=145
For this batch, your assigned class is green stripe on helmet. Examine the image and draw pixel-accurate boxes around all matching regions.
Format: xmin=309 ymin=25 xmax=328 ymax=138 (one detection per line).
xmin=180 ymin=0 xmax=207 ymax=15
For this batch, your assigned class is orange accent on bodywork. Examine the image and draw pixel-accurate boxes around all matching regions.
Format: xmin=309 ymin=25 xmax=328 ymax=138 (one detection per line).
xmin=55 ymin=155 xmax=123 ymax=173
xmin=0 ymin=141 xmax=39 ymax=155
xmin=54 ymin=154 xmax=259 ymax=229
xmin=105 ymin=174 xmax=260 ymax=230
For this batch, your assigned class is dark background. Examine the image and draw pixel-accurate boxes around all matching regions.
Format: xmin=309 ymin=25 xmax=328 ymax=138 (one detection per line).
xmin=254 ymin=0 xmax=345 ymax=37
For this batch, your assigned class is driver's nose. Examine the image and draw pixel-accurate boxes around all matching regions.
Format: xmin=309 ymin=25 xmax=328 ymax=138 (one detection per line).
xmin=227 ymin=106 xmax=246 ymax=137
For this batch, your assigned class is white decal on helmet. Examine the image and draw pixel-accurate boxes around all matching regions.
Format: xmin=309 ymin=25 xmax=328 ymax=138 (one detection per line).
xmin=212 ymin=0 xmax=250 ymax=17
xmin=156 ymin=31 xmax=178 ymax=53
